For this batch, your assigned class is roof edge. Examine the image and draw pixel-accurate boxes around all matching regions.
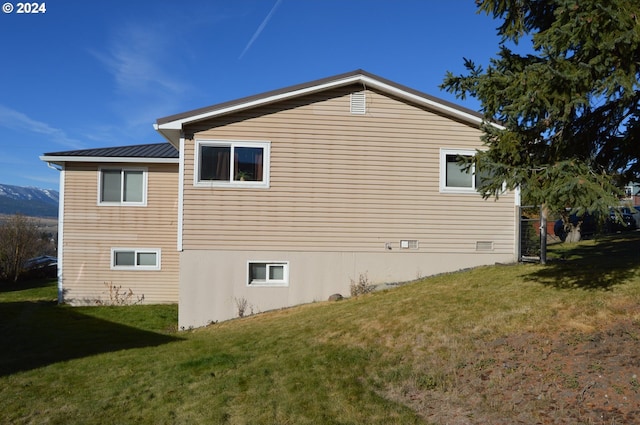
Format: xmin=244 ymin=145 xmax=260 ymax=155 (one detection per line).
xmin=154 ymin=69 xmax=494 ymax=144
xmin=156 ymin=69 xmax=369 ymax=126
xmin=40 ymin=142 xmax=179 ymax=165
xmin=40 ymin=155 xmax=179 ymax=165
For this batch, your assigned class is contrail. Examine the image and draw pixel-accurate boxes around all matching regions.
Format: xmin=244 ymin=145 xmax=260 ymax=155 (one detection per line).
xmin=239 ymin=0 xmax=283 ymax=59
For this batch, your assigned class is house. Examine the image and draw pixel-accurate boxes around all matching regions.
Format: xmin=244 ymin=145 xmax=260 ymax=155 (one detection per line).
xmin=41 ymin=70 xmax=520 ymax=329
xmin=624 ymin=182 xmax=640 ymax=206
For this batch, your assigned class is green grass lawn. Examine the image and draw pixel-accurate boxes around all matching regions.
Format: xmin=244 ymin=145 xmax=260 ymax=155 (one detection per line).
xmin=1 ymin=232 xmax=639 ymax=424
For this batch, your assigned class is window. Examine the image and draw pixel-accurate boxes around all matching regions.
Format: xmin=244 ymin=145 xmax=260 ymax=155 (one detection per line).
xmin=99 ymin=168 xmax=147 ymax=205
xmin=195 ymin=140 xmax=270 ymax=188
xmin=440 ymin=149 xmax=482 ymax=193
xmin=624 ymin=185 xmax=634 ymax=198
xmin=111 ymin=248 xmax=161 ymax=270
xmin=247 ymin=261 xmax=289 ymax=286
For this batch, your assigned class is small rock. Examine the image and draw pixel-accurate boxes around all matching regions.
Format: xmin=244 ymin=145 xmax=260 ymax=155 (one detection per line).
xmin=328 ymin=293 xmax=344 ymax=301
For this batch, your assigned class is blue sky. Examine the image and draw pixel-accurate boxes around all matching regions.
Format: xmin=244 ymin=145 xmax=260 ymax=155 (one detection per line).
xmin=1 ymin=0 xmax=509 ymax=190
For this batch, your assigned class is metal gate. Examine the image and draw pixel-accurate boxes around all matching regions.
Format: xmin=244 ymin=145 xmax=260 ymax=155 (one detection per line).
xmin=519 ymin=206 xmax=542 ymax=262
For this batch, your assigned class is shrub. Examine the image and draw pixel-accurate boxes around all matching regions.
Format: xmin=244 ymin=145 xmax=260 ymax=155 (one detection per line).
xmin=350 ymin=273 xmax=375 ymax=296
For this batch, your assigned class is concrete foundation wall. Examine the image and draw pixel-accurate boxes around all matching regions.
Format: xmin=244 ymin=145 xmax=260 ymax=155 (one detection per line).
xmin=178 ymin=249 xmax=515 ymax=329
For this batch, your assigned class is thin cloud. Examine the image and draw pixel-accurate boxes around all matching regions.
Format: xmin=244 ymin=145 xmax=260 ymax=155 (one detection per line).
xmin=89 ymin=23 xmax=191 ymax=137
xmin=91 ymin=24 xmax=188 ymax=95
xmin=239 ymin=0 xmax=283 ymax=60
xmin=0 ymin=105 xmax=83 ymax=149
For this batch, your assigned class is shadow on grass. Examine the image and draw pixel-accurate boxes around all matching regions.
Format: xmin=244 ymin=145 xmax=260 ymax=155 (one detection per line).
xmin=0 ymin=300 xmax=182 ymax=377
xmin=526 ymin=231 xmax=640 ymax=289
xmin=0 ymin=278 xmax=56 ymax=293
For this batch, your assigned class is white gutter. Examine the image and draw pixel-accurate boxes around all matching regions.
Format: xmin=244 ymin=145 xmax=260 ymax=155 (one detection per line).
xmin=39 ymin=155 xmax=179 ymax=165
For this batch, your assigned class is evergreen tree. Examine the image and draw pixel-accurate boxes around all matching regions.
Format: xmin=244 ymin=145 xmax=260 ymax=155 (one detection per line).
xmin=442 ymin=0 xmax=640 ymax=218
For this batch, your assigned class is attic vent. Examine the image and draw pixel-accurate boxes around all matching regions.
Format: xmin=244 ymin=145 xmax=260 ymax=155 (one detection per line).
xmin=476 ymin=241 xmax=494 ymax=251
xmin=350 ymin=91 xmax=366 ymax=114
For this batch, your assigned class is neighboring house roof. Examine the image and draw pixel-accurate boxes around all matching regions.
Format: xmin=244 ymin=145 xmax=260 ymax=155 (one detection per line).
xmin=40 ymin=143 xmax=179 ymax=165
xmin=155 ymin=69 xmax=491 ymax=145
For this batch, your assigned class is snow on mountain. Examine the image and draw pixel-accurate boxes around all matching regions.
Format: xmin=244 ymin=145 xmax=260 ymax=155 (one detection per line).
xmin=0 ymin=184 xmax=59 ymax=217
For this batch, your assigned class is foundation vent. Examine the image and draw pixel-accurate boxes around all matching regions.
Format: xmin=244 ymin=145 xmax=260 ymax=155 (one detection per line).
xmin=476 ymin=241 xmax=494 ymax=251
xmin=400 ymin=240 xmax=419 ymax=250
xmin=350 ymin=91 xmax=366 ymax=114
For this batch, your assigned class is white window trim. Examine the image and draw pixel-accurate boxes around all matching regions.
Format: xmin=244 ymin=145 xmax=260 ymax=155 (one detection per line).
xmin=194 ymin=139 xmax=270 ymax=189
xmin=98 ymin=167 xmax=148 ymax=206
xmin=110 ymin=248 xmax=161 ymax=271
xmin=439 ymin=148 xmax=478 ymax=194
xmin=247 ymin=261 xmax=289 ymax=287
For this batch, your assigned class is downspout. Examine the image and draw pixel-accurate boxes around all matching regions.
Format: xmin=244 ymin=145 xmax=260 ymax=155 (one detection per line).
xmin=47 ymin=162 xmax=65 ymax=304
xmin=177 ymin=132 xmax=185 ymax=252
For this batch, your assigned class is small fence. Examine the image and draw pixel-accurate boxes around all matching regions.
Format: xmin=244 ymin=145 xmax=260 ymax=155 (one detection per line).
xmin=518 ymin=206 xmax=562 ymax=263
xmin=519 ymin=206 xmax=542 ymax=262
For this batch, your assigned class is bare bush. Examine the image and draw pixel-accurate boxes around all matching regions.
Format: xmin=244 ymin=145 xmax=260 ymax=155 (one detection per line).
xmin=350 ymin=273 xmax=375 ymax=297
xmin=96 ymin=282 xmax=145 ymax=306
xmin=0 ymin=214 xmax=51 ymax=282
xmin=234 ymin=297 xmax=256 ymax=318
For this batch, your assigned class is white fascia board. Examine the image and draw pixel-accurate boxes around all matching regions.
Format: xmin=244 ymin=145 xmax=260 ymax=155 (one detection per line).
xmin=39 ymin=155 xmax=179 ymax=165
xmin=359 ymin=76 xmax=494 ymax=128
xmin=156 ymin=74 xmax=366 ymax=131
xmin=155 ymin=73 xmax=504 ymax=133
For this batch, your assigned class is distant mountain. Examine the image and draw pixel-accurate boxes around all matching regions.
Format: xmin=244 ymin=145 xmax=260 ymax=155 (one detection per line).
xmin=0 ymin=184 xmax=59 ymax=218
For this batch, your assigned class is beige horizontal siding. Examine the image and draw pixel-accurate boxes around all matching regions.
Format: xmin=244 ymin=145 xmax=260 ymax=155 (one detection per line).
xmin=61 ymin=162 xmax=179 ymax=304
xmin=182 ymin=85 xmax=515 ymax=254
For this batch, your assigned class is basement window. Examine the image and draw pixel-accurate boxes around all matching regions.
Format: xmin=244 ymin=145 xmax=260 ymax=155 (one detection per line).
xmin=248 ymin=261 xmax=289 ymax=286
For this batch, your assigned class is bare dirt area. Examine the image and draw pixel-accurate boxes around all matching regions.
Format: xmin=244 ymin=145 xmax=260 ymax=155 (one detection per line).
xmin=399 ymin=319 xmax=640 ymax=424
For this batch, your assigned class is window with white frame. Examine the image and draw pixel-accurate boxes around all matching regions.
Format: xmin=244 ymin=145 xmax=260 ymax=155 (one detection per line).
xmin=99 ymin=168 xmax=147 ymax=205
xmin=247 ymin=261 xmax=289 ymax=286
xmin=195 ymin=140 xmax=270 ymax=188
xmin=111 ymin=248 xmax=161 ymax=270
xmin=439 ymin=149 xmax=483 ymax=193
